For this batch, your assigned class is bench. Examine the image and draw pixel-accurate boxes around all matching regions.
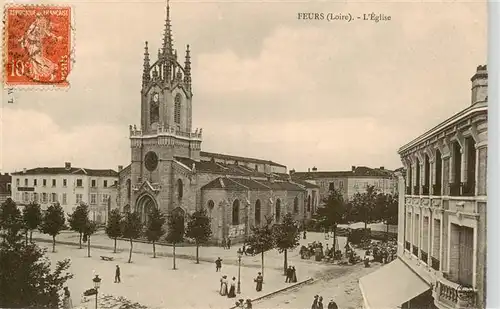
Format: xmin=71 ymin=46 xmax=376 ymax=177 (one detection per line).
xmin=100 ymin=256 xmax=114 ymax=261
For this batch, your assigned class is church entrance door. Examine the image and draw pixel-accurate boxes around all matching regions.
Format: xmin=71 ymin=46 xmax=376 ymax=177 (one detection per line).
xmin=136 ymin=194 xmax=156 ymax=225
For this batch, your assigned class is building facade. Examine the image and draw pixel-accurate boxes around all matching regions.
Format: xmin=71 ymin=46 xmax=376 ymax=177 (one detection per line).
xmin=292 ymin=165 xmax=398 ymax=204
xmin=0 ymin=172 xmax=12 ymax=205
xmin=116 ymin=2 xmax=317 ymax=244
xmin=359 ymin=65 xmax=488 ymax=309
xmin=10 ymin=162 xmax=118 ymax=224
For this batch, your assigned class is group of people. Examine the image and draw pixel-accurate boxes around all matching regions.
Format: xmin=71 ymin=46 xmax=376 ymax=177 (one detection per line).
xmin=234 ymin=299 xmax=253 ymax=309
xmin=285 ymin=266 xmax=298 ymax=283
xmin=362 ymin=240 xmax=397 ymax=267
xmin=221 ymin=237 xmax=232 ymax=249
xmin=219 ymin=275 xmax=237 ymax=298
xmin=300 ymin=241 xmax=336 ymax=261
xmin=311 ymin=295 xmax=338 ymax=309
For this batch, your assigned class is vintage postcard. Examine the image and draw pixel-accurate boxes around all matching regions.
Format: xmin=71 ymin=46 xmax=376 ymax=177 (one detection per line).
xmin=0 ymin=1 xmax=490 ymax=309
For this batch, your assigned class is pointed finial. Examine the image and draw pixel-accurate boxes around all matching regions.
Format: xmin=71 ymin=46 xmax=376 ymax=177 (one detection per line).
xmin=162 ymin=0 xmax=173 ymax=56
xmin=142 ymin=41 xmax=151 ymax=86
xmin=184 ymin=44 xmax=191 ymax=85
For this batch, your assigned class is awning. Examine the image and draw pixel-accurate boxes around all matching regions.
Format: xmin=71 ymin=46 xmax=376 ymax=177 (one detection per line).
xmin=359 ymin=259 xmax=430 ymax=309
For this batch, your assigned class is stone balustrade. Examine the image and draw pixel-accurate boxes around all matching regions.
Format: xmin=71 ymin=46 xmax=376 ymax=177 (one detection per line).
xmin=129 ymin=124 xmax=203 ymax=139
xmin=434 ymin=275 xmax=477 ymax=309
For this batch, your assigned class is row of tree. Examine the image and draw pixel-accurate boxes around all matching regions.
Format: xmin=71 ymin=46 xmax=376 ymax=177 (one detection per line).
xmin=0 ymin=199 xmax=67 ymax=253
xmin=245 ymin=213 xmax=301 ymax=280
xmin=313 ymin=185 xmax=398 ymax=249
xmin=0 ymin=198 xmax=73 ymax=308
xmin=103 ymin=207 xmax=212 ymax=267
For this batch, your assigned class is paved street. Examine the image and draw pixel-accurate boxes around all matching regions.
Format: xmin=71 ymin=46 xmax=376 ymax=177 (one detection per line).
xmin=40 ymin=242 xmax=303 ymax=309
xmin=33 ymin=230 xmax=382 ymax=308
xmin=254 ymin=263 xmax=382 ymax=309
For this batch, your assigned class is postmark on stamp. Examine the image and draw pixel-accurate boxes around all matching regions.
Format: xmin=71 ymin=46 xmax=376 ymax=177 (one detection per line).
xmin=3 ymin=4 xmax=72 ymax=88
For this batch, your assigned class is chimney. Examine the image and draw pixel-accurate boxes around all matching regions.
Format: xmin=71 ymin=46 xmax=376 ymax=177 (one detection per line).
xmin=118 ymin=165 xmax=123 ymax=172
xmin=380 ymin=166 xmax=385 ymax=170
xmin=351 ymin=166 xmax=356 ymax=172
xmin=471 ymin=65 xmax=488 ymax=105
xmin=312 ymin=166 xmax=317 ymax=172
xmin=65 ymin=162 xmax=71 ymax=170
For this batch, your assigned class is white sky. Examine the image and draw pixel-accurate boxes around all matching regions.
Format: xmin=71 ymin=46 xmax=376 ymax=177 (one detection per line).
xmin=0 ymin=0 xmax=487 ymax=173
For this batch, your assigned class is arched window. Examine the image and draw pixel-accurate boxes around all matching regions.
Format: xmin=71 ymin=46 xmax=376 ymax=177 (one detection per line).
xmin=294 ymin=196 xmax=299 ymax=214
xmin=207 ymin=200 xmax=215 ymax=218
xmin=255 ymin=199 xmax=261 ymax=225
xmin=207 ymin=200 xmax=215 ymax=211
xmin=232 ymin=199 xmax=240 ymax=225
xmin=174 ymin=94 xmax=182 ymax=124
xmin=177 ymin=179 xmax=183 ymax=200
xmin=126 ymin=179 xmax=131 ymax=200
xmin=275 ymin=199 xmax=281 ymax=223
xmin=307 ymin=195 xmax=311 ymax=212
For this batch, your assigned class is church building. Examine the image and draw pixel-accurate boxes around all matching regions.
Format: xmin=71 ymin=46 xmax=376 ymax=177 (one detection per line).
xmin=116 ymin=2 xmax=319 ymax=244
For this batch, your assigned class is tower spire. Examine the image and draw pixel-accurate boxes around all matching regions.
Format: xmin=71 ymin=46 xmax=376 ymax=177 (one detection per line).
xmin=184 ymin=44 xmax=191 ymax=86
xmin=142 ymin=41 xmax=150 ymax=86
xmin=162 ymin=0 xmax=173 ymax=56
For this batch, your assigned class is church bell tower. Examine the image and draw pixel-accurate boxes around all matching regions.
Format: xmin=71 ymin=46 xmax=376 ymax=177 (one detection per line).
xmin=140 ymin=1 xmax=193 ymax=135
xmin=129 ymin=0 xmax=202 ymax=162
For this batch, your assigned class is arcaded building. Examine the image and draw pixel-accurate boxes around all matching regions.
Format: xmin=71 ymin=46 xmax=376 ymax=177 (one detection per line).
xmin=116 ymin=3 xmax=319 ymax=243
xmin=359 ymin=65 xmax=488 ymax=309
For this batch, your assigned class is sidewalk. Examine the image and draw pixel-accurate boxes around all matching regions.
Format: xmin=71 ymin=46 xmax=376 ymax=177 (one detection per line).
xmin=32 ymin=230 xmax=333 ymax=277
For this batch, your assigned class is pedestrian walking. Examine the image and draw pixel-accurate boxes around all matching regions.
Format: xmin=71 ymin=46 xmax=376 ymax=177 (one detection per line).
xmin=228 ymin=277 xmax=237 ymax=298
xmin=303 ymin=230 xmax=307 ymax=240
xmin=215 ymin=257 xmax=222 ymax=272
xmin=227 ymin=238 xmax=232 ymax=249
xmin=311 ymin=295 xmax=319 ymax=309
xmin=285 ymin=266 xmax=293 ymax=283
xmin=291 ymin=266 xmax=297 ymax=283
xmin=318 ymin=296 xmax=324 ymax=309
xmin=254 ymin=272 xmax=263 ymax=292
xmin=327 ymin=299 xmax=338 ymax=309
xmin=245 ymin=299 xmax=253 ymax=309
xmin=242 ymin=244 xmax=247 ymax=255
xmin=63 ymin=287 xmax=73 ymax=309
xmin=115 ymin=265 xmax=121 ymax=283
xmin=220 ymin=275 xmax=228 ymax=296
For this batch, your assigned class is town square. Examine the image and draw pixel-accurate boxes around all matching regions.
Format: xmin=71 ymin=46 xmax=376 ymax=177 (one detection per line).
xmin=0 ymin=1 xmax=490 ymax=309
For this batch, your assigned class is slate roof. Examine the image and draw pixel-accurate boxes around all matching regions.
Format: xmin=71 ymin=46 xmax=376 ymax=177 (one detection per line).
xmin=202 ymin=177 xmax=248 ymax=191
xmin=11 ymin=167 xmax=118 ymax=177
xmin=293 ymin=166 xmax=395 ymax=179
xmin=256 ymin=180 xmax=304 ymax=191
xmin=291 ymin=178 xmax=320 ymax=189
xmin=174 ymin=157 xmax=270 ymax=178
xmin=202 ymin=177 xmax=306 ymax=192
xmin=200 ymin=151 xmax=286 ymax=168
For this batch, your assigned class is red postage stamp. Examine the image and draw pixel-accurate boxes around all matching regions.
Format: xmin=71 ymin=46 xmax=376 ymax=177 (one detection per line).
xmin=3 ymin=5 xmax=72 ymax=88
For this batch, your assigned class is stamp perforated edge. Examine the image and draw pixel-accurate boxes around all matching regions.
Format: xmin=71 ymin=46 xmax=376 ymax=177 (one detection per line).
xmin=2 ymin=2 xmax=76 ymax=91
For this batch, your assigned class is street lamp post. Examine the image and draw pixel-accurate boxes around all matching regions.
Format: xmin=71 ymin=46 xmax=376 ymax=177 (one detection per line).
xmin=237 ymin=248 xmax=243 ymax=294
xmin=92 ymin=275 xmax=101 ymax=309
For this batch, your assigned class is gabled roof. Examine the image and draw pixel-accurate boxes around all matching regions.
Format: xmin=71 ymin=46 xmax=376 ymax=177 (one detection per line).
xmin=174 ymin=157 xmax=270 ymax=178
xmin=202 ymin=177 xmax=248 ymax=191
xmin=119 ymin=164 xmax=131 ymax=176
xmin=11 ymin=167 xmax=118 ymax=177
xmin=200 ymin=151 xmax=286 ymax=168
xmin=201 ymin=176 xmax=306 ymax=192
